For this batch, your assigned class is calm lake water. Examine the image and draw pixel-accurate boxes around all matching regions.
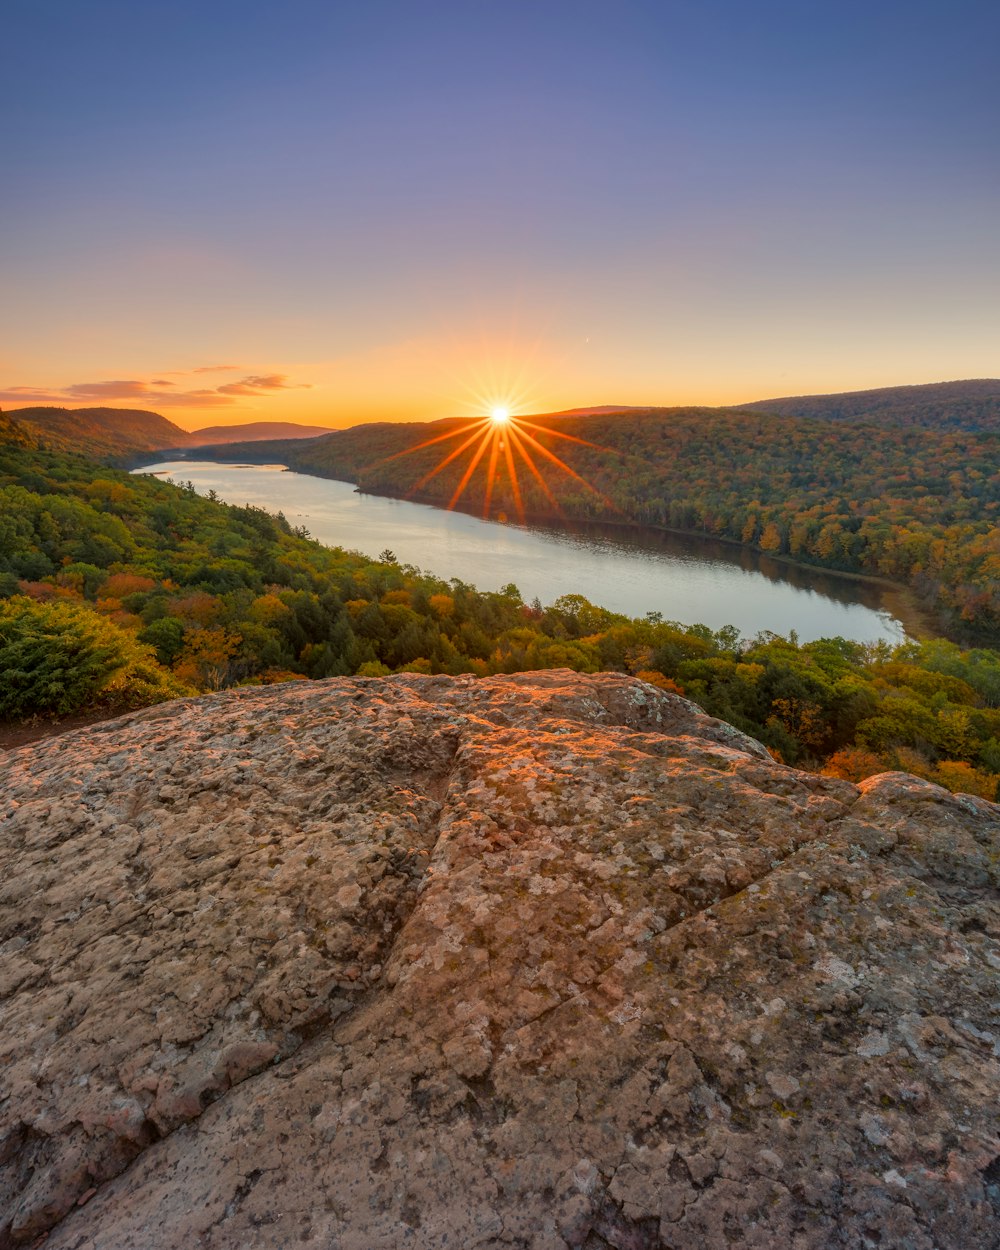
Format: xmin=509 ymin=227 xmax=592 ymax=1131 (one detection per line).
xmin=136 ymin=460 xmax=908 ymax=644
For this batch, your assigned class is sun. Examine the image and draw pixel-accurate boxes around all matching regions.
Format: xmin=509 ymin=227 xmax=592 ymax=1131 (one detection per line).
xmin=369 ymin=400 xmax=612 ymax=525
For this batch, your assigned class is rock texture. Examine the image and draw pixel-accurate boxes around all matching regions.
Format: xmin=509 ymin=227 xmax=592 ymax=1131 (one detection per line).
xmin=2 ymin=670 xmax=1000 ymax=1249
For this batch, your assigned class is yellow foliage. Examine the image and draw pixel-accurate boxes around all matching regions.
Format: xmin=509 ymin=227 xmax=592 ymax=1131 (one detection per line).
xmin=250 ymin=593 xmax=291 ymax=624
xmin=931 ymin=760 xmax=997 ymax=801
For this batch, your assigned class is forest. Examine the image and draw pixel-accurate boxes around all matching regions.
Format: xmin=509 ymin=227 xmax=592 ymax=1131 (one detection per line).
xmin=2 ymin=410 xmax=998 ymax=801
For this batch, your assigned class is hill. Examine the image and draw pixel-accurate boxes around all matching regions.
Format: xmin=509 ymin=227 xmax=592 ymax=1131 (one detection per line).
xmin=3 ymin=671 xmax=999 ymax=1248
xmin=739 ymin=378 xmax=1000 ymax=430
xmin=6 ymin=406 xmax=192 ymax=459
xmin=189 ymin=420 xmax=337 ymax=443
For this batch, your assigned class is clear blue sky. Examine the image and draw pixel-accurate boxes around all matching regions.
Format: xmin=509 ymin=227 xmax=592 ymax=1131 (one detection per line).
xmin=3 ymin=0 xmax=998 ymax=426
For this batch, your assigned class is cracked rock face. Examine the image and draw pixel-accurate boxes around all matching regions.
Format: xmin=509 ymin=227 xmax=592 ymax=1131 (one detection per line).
xmin=2 ymin=670 xmax=1000 ymax=1249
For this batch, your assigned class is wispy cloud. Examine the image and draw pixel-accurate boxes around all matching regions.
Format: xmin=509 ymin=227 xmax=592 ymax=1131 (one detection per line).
xmin=0 ymin=371 xmax=310 ymax=410
xmin=217 ymin=373 xmax=310 ymax=396
xmin=192 ymin=364 xmax=242 ymax=374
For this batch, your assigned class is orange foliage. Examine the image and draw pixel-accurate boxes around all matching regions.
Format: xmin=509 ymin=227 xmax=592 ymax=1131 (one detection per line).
xmin=429 ymin=593 xmax=455 ymax=618
xmin=102 ymin=573 xmax=157 ymax=598
xmin=768 ymin=697 xmax=828 ymax=750
xmin=249 ymin=593 xmax=291 ymax=624
xmin=84 ymin=479 xmax=133 ymax=507
xmin=382 ymin=589 xmax=411 ymax=606
xmin=822 ymin=747 xmax=886 ymax=783
xmin=17 ymin=580 xmax=76 ymax=601
xmin=170 ymin=592 xmax=221 ymax=627
xmin=635 ymin=670 xmax=685 ymax=696
xmin=173 ymin=628 xmax=242 ymax=690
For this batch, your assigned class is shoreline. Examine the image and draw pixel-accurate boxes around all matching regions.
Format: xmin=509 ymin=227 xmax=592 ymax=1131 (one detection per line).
xmin=133 ymin=454 xmax=943 ymax=645
xmin=355 ymin=484 xmax=940 ymax=643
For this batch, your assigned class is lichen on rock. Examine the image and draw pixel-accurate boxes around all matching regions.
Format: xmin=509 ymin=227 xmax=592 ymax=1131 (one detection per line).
xmin=1 ymin=670 xmax=999 ymax=1248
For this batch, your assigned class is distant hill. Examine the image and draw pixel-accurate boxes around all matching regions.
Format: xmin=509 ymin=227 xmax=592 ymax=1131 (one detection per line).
xmin=738 ymin=379 xmax=1000 ymax=430
xmin=6 ymin=406 xmax=193 ymax=460
xmin=1 ymin=408 xmax=338 ymax=460
xmin=189 ymin=421 xmax=336 ymax=443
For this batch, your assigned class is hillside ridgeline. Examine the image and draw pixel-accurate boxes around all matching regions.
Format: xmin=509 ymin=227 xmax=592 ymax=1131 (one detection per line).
xmin=738 ymin=378 xmax=1000 ymax=429
xmin=7 ymin=406 xmax=194 ymax=459
xmin=189 ymin=420 xmax=337 ymax=443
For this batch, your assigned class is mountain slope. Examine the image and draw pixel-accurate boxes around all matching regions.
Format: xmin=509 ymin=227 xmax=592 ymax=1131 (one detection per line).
xmin=0 ymin=411 xmax=39 ymax=450
xmin=7 ymin=406 xmax=193 ymax=459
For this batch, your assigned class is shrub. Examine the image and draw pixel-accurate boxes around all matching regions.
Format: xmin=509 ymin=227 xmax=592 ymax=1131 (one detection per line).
xmin=0 ymin=595 xmax=186 ymax=718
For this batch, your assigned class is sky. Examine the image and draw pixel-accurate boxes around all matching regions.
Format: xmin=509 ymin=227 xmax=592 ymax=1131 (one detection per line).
xmin=2 ymin=0 xmax=998 ymax=430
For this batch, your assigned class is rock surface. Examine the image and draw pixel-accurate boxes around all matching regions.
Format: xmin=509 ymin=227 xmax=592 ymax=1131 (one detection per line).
xmin=2 ymin=670 xmax=1000 ymax=1249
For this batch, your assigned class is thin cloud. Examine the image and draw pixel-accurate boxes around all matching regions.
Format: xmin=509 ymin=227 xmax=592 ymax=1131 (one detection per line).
xmin=0 ymin=371 xmax=310 ymax=410
xmin=192 ymin=364 xmax=242 ymax=373
xmin=0 ymin=386 xmax=75 ymax=405
xmin=217 ymin=373 xmax=311 ymax=396
xmin=66 ymin=380 xmax=164 ymax=400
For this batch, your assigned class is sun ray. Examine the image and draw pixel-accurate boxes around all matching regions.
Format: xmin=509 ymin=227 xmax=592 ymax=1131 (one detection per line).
xmin=447 ymin=423 xmax=495 ymax=511
xmin=505 ymin=423 xmax=564 ymax=516
xmin=406 ymin=420 xmax=497 ymax=496
xmin=500 ymin=429 xmax=525 ymax=524
xmin=481 ymin=425 xmax=503 ymax=518
xmin=514 ymin=417 xmax=604 ymax=450
xmin=372 ymin=417 xmax=491 ymax=468
xmin=512 ymin=424 xmax=608 ymax=500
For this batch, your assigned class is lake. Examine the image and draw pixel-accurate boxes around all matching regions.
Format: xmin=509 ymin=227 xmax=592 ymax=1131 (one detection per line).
xmin=135 ymin=460 xmax=909 ymax=644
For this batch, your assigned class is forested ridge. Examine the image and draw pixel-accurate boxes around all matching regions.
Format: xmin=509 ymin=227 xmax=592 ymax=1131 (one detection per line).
xmin=8 ymin=406 xmax=193 ymax=460
xmin=2 ymin=413 xmax=999 ymax=800
xmin=203 ymin=399 xmax=1000 ymax=644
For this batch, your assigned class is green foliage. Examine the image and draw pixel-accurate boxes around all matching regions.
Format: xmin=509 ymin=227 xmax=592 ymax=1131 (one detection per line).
xmin=0 ymin=596 xmax=187 ymax=717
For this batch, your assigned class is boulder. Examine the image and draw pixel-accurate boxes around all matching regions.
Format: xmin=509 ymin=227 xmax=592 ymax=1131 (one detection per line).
xmin=1 ymin=671 xmax=998 ymax=1248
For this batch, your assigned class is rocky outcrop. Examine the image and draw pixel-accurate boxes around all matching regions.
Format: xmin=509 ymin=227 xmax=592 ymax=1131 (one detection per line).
xmin=2 ymin=670 xmax=999 ymax=1249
